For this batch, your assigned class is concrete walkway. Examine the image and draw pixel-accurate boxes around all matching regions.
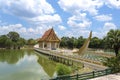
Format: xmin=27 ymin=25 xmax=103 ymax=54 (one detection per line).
xmin=35 ymin=48 xmax=107 ymax=70
xmin=89 ymin=73 xmax=120 ymax=80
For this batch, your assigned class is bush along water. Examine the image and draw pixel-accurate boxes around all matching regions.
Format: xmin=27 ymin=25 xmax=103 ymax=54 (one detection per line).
xmin=56 ymin=64 xmax=72 ymax=76
xmin=103 ymin=54 xmax=120 ymax=73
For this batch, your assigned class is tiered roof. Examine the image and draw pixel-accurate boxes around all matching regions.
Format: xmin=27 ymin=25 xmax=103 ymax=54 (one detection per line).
xmin=38 ymin=28 xmax=60 ymax=42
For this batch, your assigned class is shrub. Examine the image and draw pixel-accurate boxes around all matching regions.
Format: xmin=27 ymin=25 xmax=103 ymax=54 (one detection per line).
xmin=103 ymin=56 xmax=120 ymax=73
xmin=56 ymin=64 xmax=72 ymax=76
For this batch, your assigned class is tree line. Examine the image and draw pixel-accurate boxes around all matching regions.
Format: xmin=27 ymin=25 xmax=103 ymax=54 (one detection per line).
xmin=0 ymin=31 xmax=36 ymax=49
xmin=60 ymin=36 xmax=105 ymax=49
xmin=60 ymin=29 xmax=120 ymax=73
xmin=0 ymin=29 xmax=119 ymax=56
xmin=60 ymin=29 xmax=120 ymax=57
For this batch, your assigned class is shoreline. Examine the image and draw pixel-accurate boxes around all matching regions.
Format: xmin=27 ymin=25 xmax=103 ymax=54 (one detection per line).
xmin=0 ymin=47 xmax=34 ymax=50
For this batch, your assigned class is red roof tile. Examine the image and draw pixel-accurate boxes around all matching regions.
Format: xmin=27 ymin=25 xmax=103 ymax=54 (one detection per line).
xmin=38 ymin=28 xmax=60 ymax=42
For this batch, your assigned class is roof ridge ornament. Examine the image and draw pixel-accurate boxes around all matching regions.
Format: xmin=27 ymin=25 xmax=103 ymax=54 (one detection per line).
xmin=73 ymin=31 xmax=92 ymax=55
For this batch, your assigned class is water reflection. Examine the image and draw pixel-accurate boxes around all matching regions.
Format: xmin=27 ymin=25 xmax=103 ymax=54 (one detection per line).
xmin=0 ymin=50 xmax=24 ymax=64
xmin=0 ymin=49 xmax=57 ymax=80
xmin=37 ymin=53 xmax=57 ymax=77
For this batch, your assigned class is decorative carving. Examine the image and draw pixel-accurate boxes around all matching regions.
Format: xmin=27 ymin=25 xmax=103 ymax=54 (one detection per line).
xmin=74 ymin=31 xmax=92 ymax=55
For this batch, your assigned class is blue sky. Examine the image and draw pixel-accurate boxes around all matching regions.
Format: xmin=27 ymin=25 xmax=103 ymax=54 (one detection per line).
xmin=0 ymin=0 xmax=120 ymax=39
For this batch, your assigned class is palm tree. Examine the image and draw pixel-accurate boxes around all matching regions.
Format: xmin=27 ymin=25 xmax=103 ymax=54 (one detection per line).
xmin=105 ymin=29 xmax=120 ymax=57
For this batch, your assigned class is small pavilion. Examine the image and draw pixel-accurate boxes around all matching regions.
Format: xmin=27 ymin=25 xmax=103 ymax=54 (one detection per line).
xmin=38 ymin=28 xmax=60 ymax=50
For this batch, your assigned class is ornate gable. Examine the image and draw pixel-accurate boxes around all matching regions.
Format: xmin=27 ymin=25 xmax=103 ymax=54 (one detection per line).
xmin=38 ymin=28 xmax=60 ymax=42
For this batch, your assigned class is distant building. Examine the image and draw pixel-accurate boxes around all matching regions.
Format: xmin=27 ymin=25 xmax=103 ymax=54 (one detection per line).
xmin=38 ymin=28 xmax=60 ymax=50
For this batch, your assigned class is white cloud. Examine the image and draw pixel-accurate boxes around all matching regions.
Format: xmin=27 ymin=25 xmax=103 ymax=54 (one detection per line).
xmin=105 ymin=0 xmax=120 ymax=9
xmin=67 ymin=13 xmax=91 ymax=28
xmin=0 ymin=0 xmax=62 ymax=27
xmin=28 ymin=28 xmax=34 ymax=33
xmin=58 ymin=25 xmax=66 ymax=30
xmin=95 ymin=14 xmax=112 ymax=21
xmin=103 ymin=22 xmax=117 ymax=31
xmin=0 ymin=0 xmax=54 ymax=17
xmin=27 ymin=14 xmax=62 ymax=25
xmin=0 ymin=24 xmax=25 ymax=35
xmin=58 ymin=25 xmax=91 ymax=38
xmin=71 ymin=28 xmax=90 ymax=38
xmin=57 ymin=0 xmax=120 ymax=38
xmin=0 ymin=0 xmax=119 ymax=39
xmin=0 ymin=24 xmax=50 ymax=39
xmin=63 ymin=31 xmax=74 ymax=38
xmin=58 ymin=0 xmax=120 ymax=15
xmin=91 ymin=22 xmax=117 ymax=38
xmin=58 ymin=0 xmax=103 ymax=15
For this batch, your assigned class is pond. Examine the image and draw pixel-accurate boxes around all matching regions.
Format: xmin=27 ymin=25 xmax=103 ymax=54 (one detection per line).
xmin=0 ymin=49 xmax=57 ymax=80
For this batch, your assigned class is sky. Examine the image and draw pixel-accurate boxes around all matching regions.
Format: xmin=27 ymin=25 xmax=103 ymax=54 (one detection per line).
xmin=0 ymin=0 xmax=120 ymax=39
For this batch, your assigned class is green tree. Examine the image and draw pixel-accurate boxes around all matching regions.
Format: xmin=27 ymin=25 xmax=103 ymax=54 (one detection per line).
xmin=67 ymin=37 xmax=74 ymax=49
xmin=103 ymin=56 xmax=120 ymax=73
xmin=17 ymin=38 xmax=26 ymax=49
xmin=60 ymin=37 xmax=69 ymax=48
xmin=99 ymin=39 xmax=105 ymax=49
xmin=7 ymin=31 xmax=20 ymax=49
xmin=90 ymin=37 xmax=101 ymax=48
xmin=5 ymin=38 xmax=12 ymax=49
xmin=27 ymin=38 xmax=36 ymax=45
xmin=105 ymin=29 xmax=120 ymax=57
xmin=0 ymin=50 xmax=24 ymax=64
xmin=0 ymin=35 xmax=8 ymax=48
xmin=0 ymin=31 xmax=26 ymax=49
xmin=56 ymin=64 xmax=71 ymax=76
xmin=77 ymin=36 xmax=85 ymax=48
xmin=73 ymin=37 xmax=78 ymax=48
xmin=7 ymin=32 xmax=20 ymax=42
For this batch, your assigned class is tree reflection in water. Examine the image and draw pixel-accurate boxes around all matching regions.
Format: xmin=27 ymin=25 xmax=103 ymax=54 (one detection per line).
xmin=0 ymin=49 xmax=33 ymax=64
xmin=37 ymin=53 xmax=57 ymax=77
xmin=0 ymin=49 xmax=58 ymax=79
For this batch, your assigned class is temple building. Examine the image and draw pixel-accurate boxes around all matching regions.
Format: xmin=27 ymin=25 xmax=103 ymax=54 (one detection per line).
xmin=38 ymin=28 xmax=60 ymax=50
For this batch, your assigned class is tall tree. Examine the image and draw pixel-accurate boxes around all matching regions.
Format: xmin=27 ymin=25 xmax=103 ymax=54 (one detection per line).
xmin=27 ymin=38 xmax=36 ymax=45
xmin=0 ymin=35 xmax=8 ymax=48
xmin=90 ymin=37 xmax=101 ymax=48
xmin=60 ymin=37 xmax=67 ymax=47
xmin=77 ymin=36 xmax=85 ymax=48
xmin=105 ymin=29 xmax=120 ymax=57
xmin=7 ymin=31 xmax=20 ymax=49
xmin=7 ymin=32 xmax=20 ymax=42
xmin=67 ymin=37 xmax=74 ymax=49
xmin=17 ymin=38 xmax=26 ymax=49
xmin=5 ymin=38 xmax=12 ymax=49
xmin=0 ymin=32 xmax=27 ymax=49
